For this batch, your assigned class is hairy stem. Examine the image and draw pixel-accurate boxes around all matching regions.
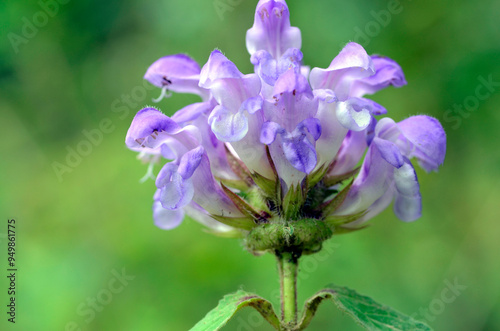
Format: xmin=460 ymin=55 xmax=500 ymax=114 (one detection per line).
xmin=277 ymin=251 xmax=299 ymax=329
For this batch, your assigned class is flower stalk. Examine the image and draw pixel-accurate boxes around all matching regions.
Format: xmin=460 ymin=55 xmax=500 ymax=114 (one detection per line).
xmin=278 ymin=251 xmax=299 ymax=329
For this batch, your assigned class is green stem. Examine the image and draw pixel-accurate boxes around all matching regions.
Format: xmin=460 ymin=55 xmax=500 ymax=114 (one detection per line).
xmin=277 ymin=251 xmax=298 ymax=329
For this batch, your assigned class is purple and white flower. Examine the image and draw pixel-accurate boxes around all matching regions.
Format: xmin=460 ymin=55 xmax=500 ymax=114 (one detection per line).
xmin=126 ymin=0 xmax=446 ymax=235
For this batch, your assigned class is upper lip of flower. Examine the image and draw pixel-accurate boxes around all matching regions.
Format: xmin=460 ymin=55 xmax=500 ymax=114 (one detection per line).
xmin=126 ymin=0 xmax=446 ymax=233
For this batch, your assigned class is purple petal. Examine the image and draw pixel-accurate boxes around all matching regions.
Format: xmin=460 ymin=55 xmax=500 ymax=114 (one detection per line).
xmin=373 ymin=137 xmax=405 ymax=168
xmin=200 ymin=50 xmax=261 ymax=112
xmin=334 ymin=143 xmax=393 ymax=215
xmin=309 ymin=42 xmax=374 ymax=99
xmin=153 ymin=200 xmax=185 ymax=230
xmin=199 ymin=50 xmax=244 ymax=88
xmin=273 ymin=68 xmax=313 ymax=98
xmin=125 ymin=108 xmax=181 ymax=150
xmin=297 ymin=117 xmax=322 ymax=141
xmin=314 ymin=96 xmax=349 ymax=169
xmin=263 ymin=73 xmax=318 ymax=134
xmin=155 ymin=148 xmax=204 ymax=210
xmin=357 ymin=97 xmax=387 ymax=116
xmin=240 ymin=96 xmax=263 ymax=115
xmin=208 ymin=105 xmax=249 ymax=142
xmin=246 ymin=0 xmax=301 ymax=58
xmin=189 ymin=154 xmax=245 ymax=217
xmin=351 ymin=55 xmax=407 ymax=97
xmin=313 ymin=88 xmax=337 ymax=102
xmin=158 ymin=169 xmax=194 ymax=210
xmin=282 ymin=130 xmax=318 ymax=174
xmin=177 ymin=146 xmax=204 ymax=179
xmin=375 ymin=117 xmax=402 ymax=142
xmin=160 ymin=143 xmax=177 ymax=160
xmin=342 ymin=187 xmax=395 ymax=228
xmin=267 ymin=137 xmax=307 ymax=186
xmin=171 ymin=101 xmax=215 ymax=124
xmin=191 ymin=114 xmax=238 ymax=180
xmin=336 ymin=98 xmax=373 ymax=131
xmin=251 ymin=48 xmax=303 ymax=86
xmin=260 ymin=121 xmax=284 ymax=144
xmin=144 ymin=54 xmax=206 ymax=96
xmin=397 ymin=115 xmax=446 ymax=172
xmin=328 ymin=130 xmax=367 ymax=176
xmin=251 ymin=50 xmax=275 ymax=84
xmin=229 ymin=111 xmax=276 ymax=180
xmin=393 ymin=159 xmax=422 ymax=222
xmin=365 ymin=116 xmax=377 ymax=146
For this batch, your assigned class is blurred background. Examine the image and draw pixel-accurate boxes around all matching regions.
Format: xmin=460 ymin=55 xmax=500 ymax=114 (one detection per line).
xmin=1 ymin=0 xmax=499 ymax=330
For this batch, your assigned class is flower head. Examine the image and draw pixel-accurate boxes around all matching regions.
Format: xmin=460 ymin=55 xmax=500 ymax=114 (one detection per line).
xmin=126 ymin=0 xmax=446 ymax=254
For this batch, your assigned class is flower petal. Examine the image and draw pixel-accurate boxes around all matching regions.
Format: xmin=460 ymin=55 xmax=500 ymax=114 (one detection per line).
xmin=155 ymin=147 xmax=204 ymax=210
xmin=200 ymin=51 xmax=261 ymax=117
xmin=158 ymin=171 xmax=194 ymax=210
xmin=314 ymin=94 xmax=349 ymax=169
xmin=177 ymin=146 xmax=204 ymax=179
xmin=309 ymin=42 xmax=374 ymax=99
xmin=126 ymin=108 xmax=180 ymax=138
xmin=336 ymin=98 xmax=373 ymax=131
xmin=240 ymin=96 xmax=263 ymax=115
xmin=398 ymin=115 xmax=446 ymax=172
xmin=153 ymin=199 xmax=185 ymax=230
xmin=273 ymin=67 xmax=312 ymax=98
xmin=126 ymin=108 xmax=201 ymax=158
xmin=262 ymin=118 xmax=320 ymax=174
xmin=351 ymin=55 xmax=407 ymax=97
xmin=184 ymin=202 xmax=235 ymax=233
xmin=189 ymin=153 xmax=245 ymax=217
xmin=282 ymin=129 xmax=318 ymax=174
xmin=393 ymin=159 xmax=422 ymax=222
xmin=125 ymin=107 xmax=182 ymax=150
xmin=373 ymin=137 xmax=405 ymax=168
xmin=171 ymin=101 xmax=215 ymax=124
xmin=199 ymin=50 xmax=244 ymax=87
xmin=208 ymin=105 xmax=249 ymax=142
xmin=328 ymin=130 xmax=367 ymax=176
xmin=229 ymin=110 xmax=275 ymax=180
xmin=251 ymin=48 xmax=303 ymax=86
xmin=264 ymin=70 xmax=318 ymax=132
xmin=334 ymin=143 xmax=393 ymax=216
xmin=297 ymin=117 xmax=322 ymax=141
xmin=260 ymin=121 xmax=284 ymax=145
xmin=246 ymin=0 xmax=301 ymax=58
xmin=144 ymin=54 xmax=207 ymax=97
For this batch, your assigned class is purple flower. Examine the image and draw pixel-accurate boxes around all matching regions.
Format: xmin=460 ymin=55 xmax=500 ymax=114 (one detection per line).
xmin=126 ymin=0 xmax=446 ymax=235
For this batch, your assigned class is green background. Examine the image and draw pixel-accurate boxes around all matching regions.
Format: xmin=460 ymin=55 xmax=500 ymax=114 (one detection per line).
xmin=1 ymin=0 xmax=499 ymax=330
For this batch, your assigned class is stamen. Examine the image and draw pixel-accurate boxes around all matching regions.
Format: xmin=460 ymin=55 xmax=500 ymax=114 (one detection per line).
xmin=152 ymin=86 xmax=173 ymax=103
xmin=139 ymin=162 xmax=156 ymax=183
xmin=135 ymin=138 xmax=145 ymax=147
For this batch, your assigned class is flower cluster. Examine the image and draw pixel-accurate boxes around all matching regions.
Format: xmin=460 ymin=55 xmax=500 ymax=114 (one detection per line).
xmin=126 ymin=0 xmax=446 ymax=251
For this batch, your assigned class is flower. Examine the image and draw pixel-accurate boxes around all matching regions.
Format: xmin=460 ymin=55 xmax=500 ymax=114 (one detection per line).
xmin=126 ymin=0 xmax=446 ymax=250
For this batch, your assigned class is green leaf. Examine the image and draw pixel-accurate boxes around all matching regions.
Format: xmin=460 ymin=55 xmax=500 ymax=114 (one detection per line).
xmin=217 ymin=177 xmax=251 ymax=191
xmin=251 ymin=171 xmax=278 ymax=198
xmin=202 ymin=228 xmax=245 ymax=239
xmin=190 ymin=290 xmax=281 ymax=331
xmin=323 ymin=210 xmax=367 ymax=227
xmin=323 ymin=167 xmax=360 ymax=187
xmin=221 ymin=183 xmax=265 ymax=222
xmin=305 ymin=163 xmax=329 ymax=189
xmin=224 ymin=145 xmax=254 ymax=187
xmin=297 ymin=285 xmax=432 ymax=331
xmin=210 ymin=215 xmax=256 ymax=231
xmin=282 ymin=184 xmax=305 ymax=220
xmin=319 ymin=180 xmax=353 ymax=216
